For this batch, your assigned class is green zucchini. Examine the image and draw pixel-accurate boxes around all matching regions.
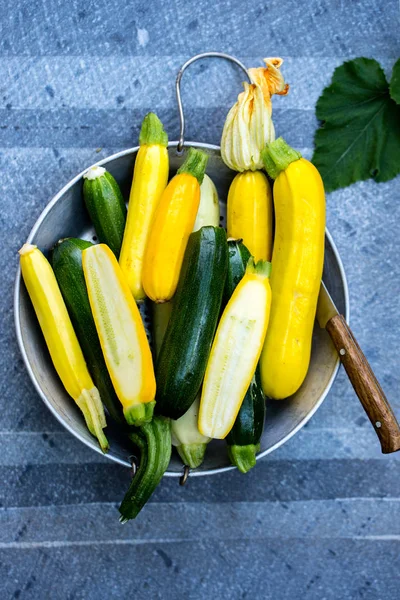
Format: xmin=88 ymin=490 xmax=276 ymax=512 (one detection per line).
xmin=119 ymin=416 xmax=171 ymax=521
xmin=156 ymin=226 xmax=228 ymax=419
xmin=224 ymin=239 xmax=266 ymax=473
xmin=52 ymin=238 xmax=123 ymax=424
xmin=224 ymin=237 xmax=251 ymax=304
xmin=153 ymin=302 xmax=209 ymax=468
xmin=83 ymin=166 xmax=127 ymax=258
xmin=226 ymin=368 xmax=265 ymax=472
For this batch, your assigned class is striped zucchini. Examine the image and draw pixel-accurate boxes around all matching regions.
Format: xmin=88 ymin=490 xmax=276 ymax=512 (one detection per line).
xmin=119 ymin=416 xmax=171 ymax=521
xmin=83 ymin=166 xmax=127 ymax=258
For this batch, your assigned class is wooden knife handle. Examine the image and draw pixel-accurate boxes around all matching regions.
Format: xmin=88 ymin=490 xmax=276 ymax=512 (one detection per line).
xmin=326 ymin=314 xmax=400 ymax=454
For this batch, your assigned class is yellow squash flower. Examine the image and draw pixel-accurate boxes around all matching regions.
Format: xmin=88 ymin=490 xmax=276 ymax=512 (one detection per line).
xmin=221 ymin=58 xmax=289 ymax=172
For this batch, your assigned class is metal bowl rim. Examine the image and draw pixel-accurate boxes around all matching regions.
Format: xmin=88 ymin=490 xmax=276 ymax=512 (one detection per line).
xmin=14 ymin=142 xmax=350 ymax=477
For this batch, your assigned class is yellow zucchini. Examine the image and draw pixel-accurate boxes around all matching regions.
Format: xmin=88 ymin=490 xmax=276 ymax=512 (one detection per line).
xmin=142 ymin=147 xmax=209 ymax=303
xmin=227 ymin=170 xmax=273 ymax=261
xmin=260 ymin=138 xmax=326 ymax=399
xmin=82 ymin=244 xmax=156 ymax=426
xmin=19 ymin=244 xmax=108 ymax=451
xmin=119 ymin=113 xmax=169 ymax=301
xmin=199 ymin=259 xmax=272 ymax=439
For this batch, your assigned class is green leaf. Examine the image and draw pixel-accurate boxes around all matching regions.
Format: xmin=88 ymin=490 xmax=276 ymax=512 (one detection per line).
xmin=312 ymin=58 xmax=400 ymax=192
xmin=389 ymin=58 xmax=400 ymax=105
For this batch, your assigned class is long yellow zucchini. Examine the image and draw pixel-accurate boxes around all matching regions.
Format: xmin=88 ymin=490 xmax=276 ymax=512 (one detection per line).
xmin=199 ymin=259 xmax=272 ymax=439
xmin=19 ymin=244 xmax=108 ymax=451
xmin=260 ymin=138 xmax=326 ymax=399
xmin=142 ymin=147 xmax=209 ymax=302
xmin=119 ymin=113 xmax=169 ymax=301
xmin=82 ymin=244 xmax=156 ymax=426
xmin=227 ymin=170 xmax=273 ymax=261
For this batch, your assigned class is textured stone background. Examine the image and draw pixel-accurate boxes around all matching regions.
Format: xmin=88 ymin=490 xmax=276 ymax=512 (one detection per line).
xmin=1 ymin=0 xmax=400 ymax=598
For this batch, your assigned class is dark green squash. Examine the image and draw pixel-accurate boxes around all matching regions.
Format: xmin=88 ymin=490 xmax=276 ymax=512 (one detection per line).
xmin=224 ymin=239 xmax=266 ymax=473
xmin=156 ymin=226 xmax=228 ymax=419
xmin=83 ymin=167 xmax=127 ymax=258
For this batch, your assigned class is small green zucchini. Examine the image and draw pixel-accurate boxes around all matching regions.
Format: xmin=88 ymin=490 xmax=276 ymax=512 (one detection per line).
xmin=156 ymin=226 xmax=228 ymax=419
xmin=224 ymin=239 xmax=266 ymax=472
xmin=119 ymin=416 xmax=171 ymax=521
xmin=52 ymin=237 xmax=123 ymax=424
xmin=83 ymin=165 xmax=127 ymax=258
xmin=226 ymin=368 xmax=265 ymax=473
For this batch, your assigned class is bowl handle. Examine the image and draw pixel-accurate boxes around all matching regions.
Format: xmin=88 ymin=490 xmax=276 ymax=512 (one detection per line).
xmin=175 ymin=52 xmax=250 ymax=153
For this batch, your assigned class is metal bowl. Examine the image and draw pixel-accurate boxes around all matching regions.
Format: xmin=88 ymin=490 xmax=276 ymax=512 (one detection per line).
xmin=14 ymin=142 xmax=349 ymax=477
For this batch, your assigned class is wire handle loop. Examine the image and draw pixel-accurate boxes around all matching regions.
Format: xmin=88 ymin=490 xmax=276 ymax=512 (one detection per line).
xmin=175 ymin=51 xmax=250 ymax=153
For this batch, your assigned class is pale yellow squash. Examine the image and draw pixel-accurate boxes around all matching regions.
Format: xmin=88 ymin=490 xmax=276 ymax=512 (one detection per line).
xmin=199 ymin=259 xmax=272 ymax=439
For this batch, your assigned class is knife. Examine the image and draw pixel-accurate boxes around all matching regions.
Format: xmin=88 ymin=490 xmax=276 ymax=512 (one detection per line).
xmin=316 ymin=281 xmax=400 ymax=454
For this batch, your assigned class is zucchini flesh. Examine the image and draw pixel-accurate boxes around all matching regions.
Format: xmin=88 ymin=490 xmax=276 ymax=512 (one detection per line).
xmin=224 ymin=240 xmax=266 ymax=471
xmin=83 ymin=244 xmax=156 ymax=426
xmin=52 ymin=238 xmax=123 ymax=424
xmin=83 ymin=166 xmax=127 ymax=258
xmin=119 ymin=416 xmax=171 ymax=521
xmin=156 ymin=226 xmax=228 ymax=419
xmin=199 ymin=259 xmax=271 ymax=439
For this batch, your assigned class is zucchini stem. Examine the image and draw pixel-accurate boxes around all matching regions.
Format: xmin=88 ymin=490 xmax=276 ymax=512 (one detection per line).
xmin=124 ymin=400 xmax=156 ymax=427
xmin=176 ymin=443 xmax=208 ymax=469
xmin=177 ymin=147 xmax=209 ymax=185
xmin=228 ymin=444 xmax=260 ymax=474
xmin=139 ymin=112 xmax=168 ymax=147
xmin=246 ymin=257 xmax=272 ymax=278
xmin=119 ymin=416 xmax=171 ymax=521
xmin=76 ymin=388 xmax=109 ymax=452
xmin=261 ymin=137 xmax=302 ymax=179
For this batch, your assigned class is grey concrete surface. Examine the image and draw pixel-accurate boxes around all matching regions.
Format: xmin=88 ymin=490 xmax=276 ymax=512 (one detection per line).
xmin=1 ymin=0 xmax=400 ymax=598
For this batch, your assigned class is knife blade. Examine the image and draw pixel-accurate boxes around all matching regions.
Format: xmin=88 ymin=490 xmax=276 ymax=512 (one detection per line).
xmin=316 ymin=280 xmax=339 ymax=329
xmin=316 ymin=279 xmax=400 ymax=454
